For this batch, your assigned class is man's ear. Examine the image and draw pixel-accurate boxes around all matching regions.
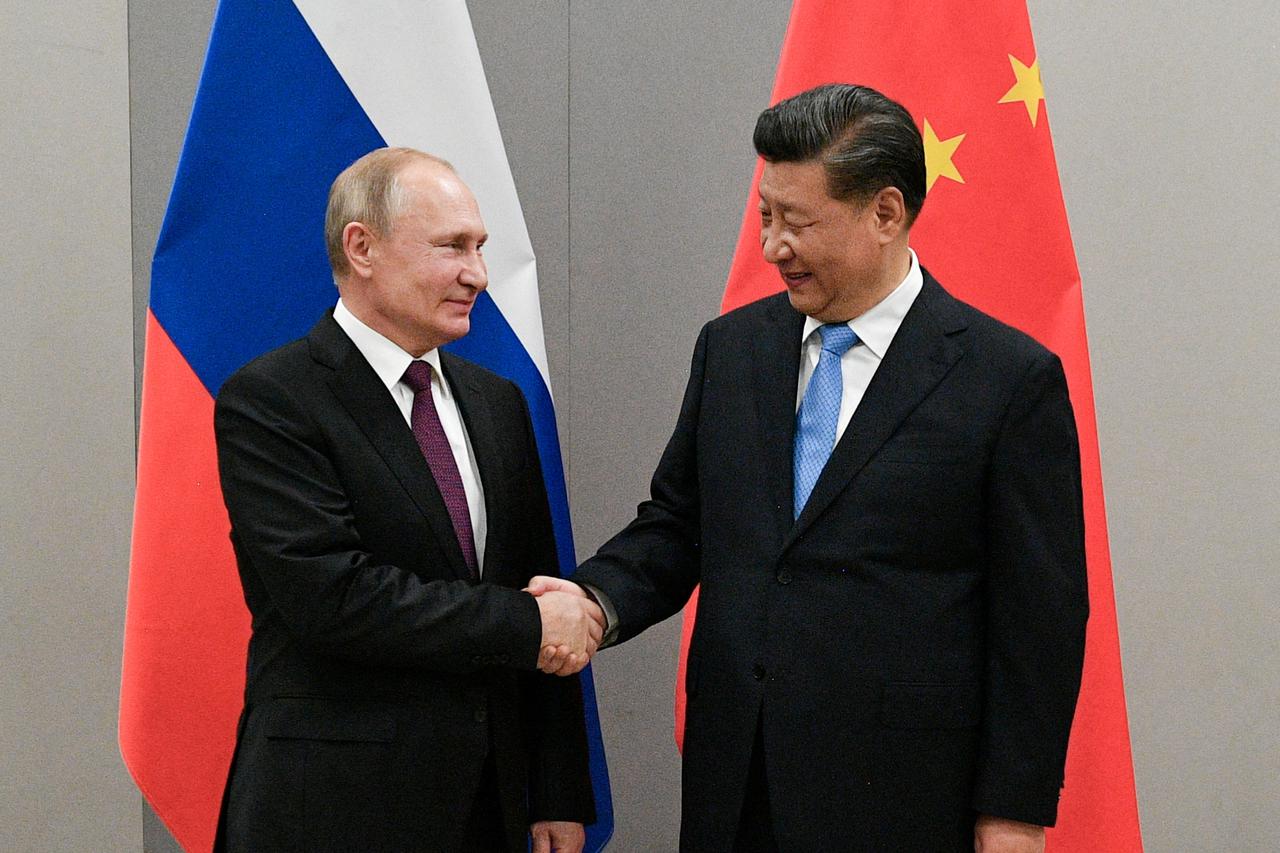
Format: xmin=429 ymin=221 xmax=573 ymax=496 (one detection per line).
xmin=871 ymin=187 xmax=907 ymax=243
xmin=342 ymin=221 xmax=377 ymax=279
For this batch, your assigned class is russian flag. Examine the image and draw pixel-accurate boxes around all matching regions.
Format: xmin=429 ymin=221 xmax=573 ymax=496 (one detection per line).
xmin=118 ymin=1 xmax=614 ymax=849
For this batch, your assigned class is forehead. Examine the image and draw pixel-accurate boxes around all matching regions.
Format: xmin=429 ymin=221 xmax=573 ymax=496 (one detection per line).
xmin=396 ymin=161 xmax=486 ymax=233
xmin=758 ymin=159 xmax=833 ymax=209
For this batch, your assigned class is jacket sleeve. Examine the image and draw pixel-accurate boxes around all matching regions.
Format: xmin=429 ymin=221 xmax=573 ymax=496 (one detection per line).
xmin=971 ymin=351 xmax=1089 ymax=826
xmin=573 ymin=323 xmax=709 ymax=643
xmin=214 ymin=364 xmax=544 ymax=673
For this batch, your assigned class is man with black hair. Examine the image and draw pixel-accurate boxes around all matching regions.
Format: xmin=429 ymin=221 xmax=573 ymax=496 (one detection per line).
xmin=533 ymin=84 xmax=1087 ymax=852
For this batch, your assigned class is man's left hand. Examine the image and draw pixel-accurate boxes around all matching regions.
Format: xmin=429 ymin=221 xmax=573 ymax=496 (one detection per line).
xmin=531 ymin=820 xmax=585 ymax=853
xmin=974 ymin=815 xmax=1045 ymax=853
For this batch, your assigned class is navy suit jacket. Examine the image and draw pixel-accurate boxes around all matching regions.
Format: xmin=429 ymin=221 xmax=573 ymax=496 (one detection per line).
xmin=213 ymin=313 xmax=594 ymax=852
xmin=575 ymin=271 xmax=1087 ymax=852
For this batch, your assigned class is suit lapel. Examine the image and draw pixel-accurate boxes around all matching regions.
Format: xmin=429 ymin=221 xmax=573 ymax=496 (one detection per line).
xmin=310 ymin=316 xmax=472 ymax=581
xmin=753 ymin=297 xmax=807 ymax=542
xmin=784 ymin=274 xmax=970 ymax=551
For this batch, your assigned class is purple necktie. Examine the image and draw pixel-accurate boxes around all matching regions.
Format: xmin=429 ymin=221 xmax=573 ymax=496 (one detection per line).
xmin=402 ymin=361 xmax=478 ymax=577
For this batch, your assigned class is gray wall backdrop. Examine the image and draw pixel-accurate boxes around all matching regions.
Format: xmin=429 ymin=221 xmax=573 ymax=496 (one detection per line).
xmin=4 ymin=0 xmax=1277 ymax=850
xmin=2 ymin=0 xmax=140 ymax=850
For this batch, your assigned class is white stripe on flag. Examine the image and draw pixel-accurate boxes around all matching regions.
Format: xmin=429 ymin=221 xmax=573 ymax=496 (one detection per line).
xmin=293 ymin=0 xmax=553 ymax=391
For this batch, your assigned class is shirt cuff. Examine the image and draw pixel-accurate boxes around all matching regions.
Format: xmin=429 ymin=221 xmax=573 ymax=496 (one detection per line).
xmin=576 ymin=582 xmax=620 ymax=648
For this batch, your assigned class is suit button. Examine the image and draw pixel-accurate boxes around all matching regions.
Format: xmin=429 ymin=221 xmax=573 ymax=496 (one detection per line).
xmin=776 ymin=568 xmax=791 ymax=585
xmin=472 ymin=655 xmax=483 ymax=664
xmin=752 ymin=663 xmax=766 ymax=681
xmin=498 ymin=654 xmax=509 ymax=665
xmin=474 ymin=708 xmax=488 ymax=724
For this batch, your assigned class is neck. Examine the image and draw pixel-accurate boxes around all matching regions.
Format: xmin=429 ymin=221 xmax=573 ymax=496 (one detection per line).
xmin=880 ymin=244 xmax=912 ymax=296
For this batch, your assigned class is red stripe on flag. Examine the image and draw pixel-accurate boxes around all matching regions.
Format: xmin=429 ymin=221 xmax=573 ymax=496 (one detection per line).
xmin=676 ymin=1 xmax=1142 ymax=848
xmin=120 ymin=311 xmax=249 ymax=852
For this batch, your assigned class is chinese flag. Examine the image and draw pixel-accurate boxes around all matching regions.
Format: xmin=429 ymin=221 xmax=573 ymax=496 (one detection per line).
xmin=673 ymin=1 xmax=1143 ymax=849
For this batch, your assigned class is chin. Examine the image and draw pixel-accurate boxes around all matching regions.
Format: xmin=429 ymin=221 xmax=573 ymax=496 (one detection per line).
xmin=786 ymin=290 xmax=820 ymax=317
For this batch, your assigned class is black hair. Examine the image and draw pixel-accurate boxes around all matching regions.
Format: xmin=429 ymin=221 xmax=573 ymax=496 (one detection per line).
xmin=753 ymin=83 xmax=926 ymax=223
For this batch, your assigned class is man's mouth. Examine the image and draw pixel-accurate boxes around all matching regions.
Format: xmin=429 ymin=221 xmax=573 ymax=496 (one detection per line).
xmin=781 ymin=271 xmax=812 ymax=287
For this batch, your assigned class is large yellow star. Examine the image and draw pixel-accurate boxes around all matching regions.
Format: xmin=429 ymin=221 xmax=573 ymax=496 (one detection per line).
xmin=999 ymin=54 xmax=1045 ymax=126
xmin=922 ymin=118 xmax=965 ymax=192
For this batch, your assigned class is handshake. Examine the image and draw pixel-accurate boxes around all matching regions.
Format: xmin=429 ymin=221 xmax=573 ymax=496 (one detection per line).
xmin=526 ymin=576 xmax=606 ymax=676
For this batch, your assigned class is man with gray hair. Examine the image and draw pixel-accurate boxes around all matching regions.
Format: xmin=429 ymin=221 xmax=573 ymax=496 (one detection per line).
xmin=535 ymin=84 xmax=1088 ymax=852
xmin=213 ymin=147 xmax=599 ymax=852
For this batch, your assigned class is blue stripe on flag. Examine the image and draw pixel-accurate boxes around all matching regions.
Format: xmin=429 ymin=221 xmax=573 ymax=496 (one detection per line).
xmin=152 ymin=0 xmax=383 ymax=393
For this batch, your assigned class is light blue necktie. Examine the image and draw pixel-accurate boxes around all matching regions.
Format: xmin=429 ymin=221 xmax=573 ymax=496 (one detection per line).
xmin=794 ymin=323 xmax=859 ymax=518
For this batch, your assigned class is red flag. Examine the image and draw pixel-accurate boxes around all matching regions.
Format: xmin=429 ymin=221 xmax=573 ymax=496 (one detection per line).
xmin=120 ymin=316 xmax=251 ymax=852
xmin=674 ymin=1 xmax=1142 ymax=848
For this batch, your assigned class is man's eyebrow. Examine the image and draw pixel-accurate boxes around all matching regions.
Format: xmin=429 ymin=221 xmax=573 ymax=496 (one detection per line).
xmin=766 ymin=198 xmax=811 ymax=216
xmin=434 ymin=230 xmax=484 ymax=243
xmin=760 ymin=189 xmax=804 ymax=211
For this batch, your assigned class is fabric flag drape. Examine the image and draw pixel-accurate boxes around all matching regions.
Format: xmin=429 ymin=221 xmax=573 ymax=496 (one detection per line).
xmin=673 ymin=1 xmax=1142 ymax=849
xmin=118 ymin=1 xmax=613 ymax=849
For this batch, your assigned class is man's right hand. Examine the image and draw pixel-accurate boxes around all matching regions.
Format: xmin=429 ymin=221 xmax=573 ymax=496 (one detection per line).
xmin=530 ymin=586 xmax=604 ymax=676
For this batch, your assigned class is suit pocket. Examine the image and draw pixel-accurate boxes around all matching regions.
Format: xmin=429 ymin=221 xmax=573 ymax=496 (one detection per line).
xmin=264 ymin=698 xmax=402 ymax=849
xmin=880 ymin=681 xmax=981 ymax=730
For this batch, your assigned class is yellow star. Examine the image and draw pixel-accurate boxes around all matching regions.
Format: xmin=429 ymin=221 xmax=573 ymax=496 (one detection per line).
xmin=922 ymin=118 xmax=965 ymax=192
xmin=999 ymin=54 xmax=1045 ymax=126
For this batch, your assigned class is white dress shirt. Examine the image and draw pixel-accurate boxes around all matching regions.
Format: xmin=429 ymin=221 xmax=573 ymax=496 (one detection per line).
xmin=333 ymin=299 xmax=488 ymax=573
xmin=795 ymin=249 xmax=924 ymax=441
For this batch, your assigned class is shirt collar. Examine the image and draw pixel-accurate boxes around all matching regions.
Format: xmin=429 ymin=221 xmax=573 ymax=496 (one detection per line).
xmin=801 ymin=248 xmax=923 ymax=359
xmin=333 ymin=299 xmax=443 ymax=392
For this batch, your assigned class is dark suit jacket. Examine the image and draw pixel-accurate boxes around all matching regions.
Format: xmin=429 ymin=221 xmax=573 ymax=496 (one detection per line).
xmin=212 ymin=313 xmax=594 ymax=852
xmin=575 ymin=272 xmax=1087 ymax=852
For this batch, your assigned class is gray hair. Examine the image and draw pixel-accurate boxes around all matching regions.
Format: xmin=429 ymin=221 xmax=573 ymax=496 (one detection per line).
xmin=324 ymin=147 xmax=454 ymax=276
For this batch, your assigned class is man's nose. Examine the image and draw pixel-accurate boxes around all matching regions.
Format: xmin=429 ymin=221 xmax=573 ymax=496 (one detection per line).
xmin=760 ymin=224 xmax=791 ymax=264
xmin=460 ymin=252 xmax=488 ymax=289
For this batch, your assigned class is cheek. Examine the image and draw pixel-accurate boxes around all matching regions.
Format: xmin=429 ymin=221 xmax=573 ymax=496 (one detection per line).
xmin=413 ymin=264 xmax=453 ymax=294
